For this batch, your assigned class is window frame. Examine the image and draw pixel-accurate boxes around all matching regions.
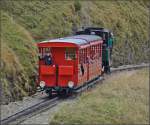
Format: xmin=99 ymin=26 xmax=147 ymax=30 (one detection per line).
xmin=65 ymin=48 xmax=76 ymax=60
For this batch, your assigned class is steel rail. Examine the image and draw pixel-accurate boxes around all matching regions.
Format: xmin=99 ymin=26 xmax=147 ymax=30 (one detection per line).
xmin=111 ymin=63 xmax=149 ymax=72
xmin=1 ymin=97 xmax=59 ymax=125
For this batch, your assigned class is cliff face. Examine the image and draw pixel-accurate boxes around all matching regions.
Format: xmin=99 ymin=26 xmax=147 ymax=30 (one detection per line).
xmin=1 ymin=1 xmax=149 ymax=103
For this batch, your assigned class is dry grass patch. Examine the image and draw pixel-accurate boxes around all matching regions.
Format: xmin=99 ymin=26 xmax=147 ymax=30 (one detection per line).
xmin=50 ymin=69 xmax=149 ymax=124
xmin=1 ymin=11 xmax=37 ymax=104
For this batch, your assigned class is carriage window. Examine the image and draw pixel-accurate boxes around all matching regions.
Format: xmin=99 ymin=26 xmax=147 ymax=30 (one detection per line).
xmin=65 ymin=48 xmax=76 ymax=60
xmin=45 ymin=48 xmax=51 ymax=53
xmin=38 ymin=47 xmax=51 ymax=60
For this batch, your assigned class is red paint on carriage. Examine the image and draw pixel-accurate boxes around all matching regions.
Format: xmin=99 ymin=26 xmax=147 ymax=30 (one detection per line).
xmin=37 ymin=35 xmax=103 ymax=95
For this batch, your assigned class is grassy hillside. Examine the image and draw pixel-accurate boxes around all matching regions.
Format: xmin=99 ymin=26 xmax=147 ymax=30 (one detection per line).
xmin=1 ymin=1 xmax=149 ymax=103
xmin=1 ymin=0 xmax=149 ymax=65
xmin=1 ymin=12 xmax=37 ymax=104
xmin=50 ymin=69 xmax=149 ymax=124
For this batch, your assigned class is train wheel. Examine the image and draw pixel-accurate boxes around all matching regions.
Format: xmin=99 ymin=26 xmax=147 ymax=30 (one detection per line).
xmin=46 ymin=89 xmax=52 ymax=98
xmin=66 ymin=88 xmax=73 ymax=96
xmin=48 ymin=93 xmax=53 ymax=98
xmin=58 ymin=89 xmax=73 ymax=98
xmin=107 ymin=66 xmax=111 ymax=74
xmin=58 ymin=89 xmax=66 ymax=98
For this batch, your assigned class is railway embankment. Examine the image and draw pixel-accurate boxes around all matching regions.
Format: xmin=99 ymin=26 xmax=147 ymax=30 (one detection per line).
xmin=50 ymin=68 xmax=149 ymax=124
xmin=1 ymin=93 xmax=47 ymax=120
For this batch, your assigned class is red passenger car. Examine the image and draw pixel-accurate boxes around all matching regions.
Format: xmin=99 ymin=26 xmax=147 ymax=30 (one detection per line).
xmin=37 ymin=35 xmax=103 ymax=96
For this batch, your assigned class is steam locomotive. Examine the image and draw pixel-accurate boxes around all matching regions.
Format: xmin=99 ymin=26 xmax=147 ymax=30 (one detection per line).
xmin=37 ymin=27 xmax=114 ymax=96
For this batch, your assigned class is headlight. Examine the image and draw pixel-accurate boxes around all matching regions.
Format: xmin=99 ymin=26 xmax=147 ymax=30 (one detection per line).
xmin=40 ymin=81 xmax=45 ymax=88
xmin=68 ymin=81 xmax=74 ymax=88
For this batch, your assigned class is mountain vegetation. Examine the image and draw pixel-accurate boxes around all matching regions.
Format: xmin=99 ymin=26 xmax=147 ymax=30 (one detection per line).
xmin=1 ymin=11 xmax=37 ymax=104
xmin=50 ymin=69 xmax=149 ymax=124
xmin=1 ymin=0 xmax=149 ymax=103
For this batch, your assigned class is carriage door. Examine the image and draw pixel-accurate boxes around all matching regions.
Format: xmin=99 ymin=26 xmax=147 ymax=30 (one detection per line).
xmin=58 ymin=48 xmax=77 ymax=87
xmin=78 ymin=48 xmax=88 ymax=85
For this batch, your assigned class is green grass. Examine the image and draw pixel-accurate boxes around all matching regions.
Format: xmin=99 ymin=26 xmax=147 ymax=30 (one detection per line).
xmin=1 ymin=0 xmax=149 ymax=65
xmin=50 ymin=69 xmax=149 ymax=124
xmin=1 ymin=11 xmax=38 ymax=104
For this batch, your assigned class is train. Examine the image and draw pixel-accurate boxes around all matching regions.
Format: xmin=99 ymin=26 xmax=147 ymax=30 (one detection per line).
xmin=37 ymin=27 xmax=114 ymax=96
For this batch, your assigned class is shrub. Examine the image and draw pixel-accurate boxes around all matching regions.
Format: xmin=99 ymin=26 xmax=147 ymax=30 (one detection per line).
xmin=74 ymin=0 xmax=81 ymax=12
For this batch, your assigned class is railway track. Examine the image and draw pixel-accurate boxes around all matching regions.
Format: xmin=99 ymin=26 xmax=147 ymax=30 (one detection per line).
xmin=111 ymin=63 xmax=149 ymax=72
xmin=75 ymin=63 xmax=149 ymax=93
xmin=1 ymin=97 xmax=59 ymax=125
xmin=1 ymin=63 xmax=148 ymax=125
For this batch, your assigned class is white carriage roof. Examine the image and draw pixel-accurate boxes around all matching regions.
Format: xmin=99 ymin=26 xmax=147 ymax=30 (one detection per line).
xmin=41 ymin=35 xmax=102 ymax=45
